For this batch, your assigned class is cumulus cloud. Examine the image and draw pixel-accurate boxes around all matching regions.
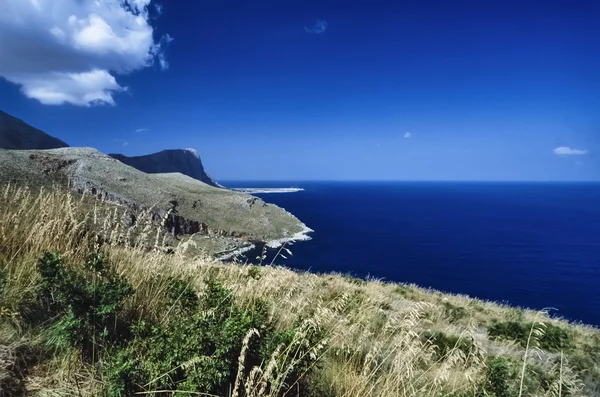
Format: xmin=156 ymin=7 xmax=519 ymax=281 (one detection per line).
xmin=0 ymin=0 xmax=170 ymax=106
xmin=305 ymin=19 xmax=327 ymax=34
xmin=404 ymin=132 xmax=412 ymax=139
xmin=553 ymin=146 xmax=587 ymax=156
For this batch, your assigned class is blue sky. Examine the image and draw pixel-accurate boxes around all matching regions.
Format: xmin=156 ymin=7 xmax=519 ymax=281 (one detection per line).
xmin=0 ymin=0 xmax=598 ymax=181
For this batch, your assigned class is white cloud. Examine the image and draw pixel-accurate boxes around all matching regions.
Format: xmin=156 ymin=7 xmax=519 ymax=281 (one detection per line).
xmin=9 ymin=69 xmax=124 ymax=106
xmin=305 ymin=19 xmax=327 ymax=34
xmin=553 ymin=146 xmax=587 ymax=156
xmin=404 ymin=132 xmax=412 ymax=139
xmin=135 ymin=128 xmax=149 ymax=133
xmin=0 ymin=0 xmax=170 ymax=106
xmin=113 ymin=139 xmax=129 ymax=147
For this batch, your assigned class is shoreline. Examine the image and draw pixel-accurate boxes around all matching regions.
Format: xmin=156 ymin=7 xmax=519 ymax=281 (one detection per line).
xmin=218 ymin=225 xmax=314 ymax=262
xmin=216 ymin=242 xmax=256 ymax=261
xmin=230 ymin=187 xmax=305 ymax=194
xmin=265 ymin=224 xmax=314 ymax=248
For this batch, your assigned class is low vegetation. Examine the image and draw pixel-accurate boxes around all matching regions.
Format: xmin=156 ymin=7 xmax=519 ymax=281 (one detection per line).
xmin=0 ymin=184 xmax=599 ymax=396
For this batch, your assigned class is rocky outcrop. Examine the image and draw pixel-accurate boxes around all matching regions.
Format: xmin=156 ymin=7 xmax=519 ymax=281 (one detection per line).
xmin=0 ymin=110 xmax=69 ymax=150
xmin=110 ymin=149 xmax=221 ymax=187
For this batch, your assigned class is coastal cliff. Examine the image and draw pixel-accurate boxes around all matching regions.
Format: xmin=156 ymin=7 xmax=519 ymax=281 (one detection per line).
xmin=0 ymin=147 xmax=309 ymax=255
xmin=0 ymin=110 xmax=310 ymax=256
xmin=110 ymin=148 xmax=221 ymax=187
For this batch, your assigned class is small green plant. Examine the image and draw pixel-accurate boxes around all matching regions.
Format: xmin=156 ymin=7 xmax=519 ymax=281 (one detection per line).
xmin=342 ymin=274 xmax=366 ymax=286
xmin=484 ymin=357 xmax=517 ymax=397
xmin=256 ymin=245 xmax=267 ymax=265
xmin=487 ymin=321 xmax=574 ymax=352
xmin=442 ymin=301 xmax=467 ymax=323
xmin=423 ymin=330 xmax=474 ymax=360
xmin=394 ymin=284 xmax=418 ymax=299
xmin=248 ymin=265 xmax=262 ymax=280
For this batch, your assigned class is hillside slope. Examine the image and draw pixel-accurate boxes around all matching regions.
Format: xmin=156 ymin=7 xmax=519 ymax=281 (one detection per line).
xmin=0 ymin=184 xmax=598 ymax=397
xmin=0 ymin=147 xmax=309 ymax=254
xmin=0 ymin=109 xmax=69 ymax=150
xmin=110 ymin=148 xmax=221 ymax=187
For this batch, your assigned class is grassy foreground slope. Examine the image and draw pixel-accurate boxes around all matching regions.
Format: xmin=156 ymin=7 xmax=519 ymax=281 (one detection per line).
xmin=0 ymin=184 xmax=599 ymax=397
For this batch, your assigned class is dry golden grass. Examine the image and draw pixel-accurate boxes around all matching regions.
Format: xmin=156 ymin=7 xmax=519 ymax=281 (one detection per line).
xmin=0 ymin=184 xmax=598 ymax=396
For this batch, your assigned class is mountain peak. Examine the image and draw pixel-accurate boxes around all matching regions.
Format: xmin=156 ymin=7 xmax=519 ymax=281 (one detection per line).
xmin=184 ymin=148 xmax=200 ymax=159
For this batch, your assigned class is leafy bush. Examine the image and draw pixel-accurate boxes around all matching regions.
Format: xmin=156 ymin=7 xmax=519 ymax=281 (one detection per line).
xmin=36 ymin=251 xmax=133 ymax=356
xmin=480 ymin=357 xmax=556 ymax=397
xmin=167 ymin=278 xmax=199 ymax=312
xmin=442 ymin=301 xmax=467 ymax=323
xmin=31 ymin=251 xmax=324 ymax=396
xmin=542 ymin=323 xmax=576 ymax=351
xmin=104 ymin=279 xmax=321 ymax=396
xmin=487 ymin=321 xmax=574 ymax=352
xmin=423 ymin=330 xmax=474 ymax=360
xmin=484 ymin=357 xmax=517 ymax=397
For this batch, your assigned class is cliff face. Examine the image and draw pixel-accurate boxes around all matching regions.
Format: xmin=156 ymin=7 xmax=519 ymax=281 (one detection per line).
xmin=0 ymin=110 xmax=69 ymax=150
xmin=110 ymin=149 xmax=221 ymax=187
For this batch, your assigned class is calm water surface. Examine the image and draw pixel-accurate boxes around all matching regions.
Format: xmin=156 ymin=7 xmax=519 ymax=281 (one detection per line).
xmin=223 ymin=181 xmax=600 ymax=326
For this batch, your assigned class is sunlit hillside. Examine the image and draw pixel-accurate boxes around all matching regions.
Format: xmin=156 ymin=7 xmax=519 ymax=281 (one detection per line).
xmin=0 ymin=184 xmax=598 ymax=397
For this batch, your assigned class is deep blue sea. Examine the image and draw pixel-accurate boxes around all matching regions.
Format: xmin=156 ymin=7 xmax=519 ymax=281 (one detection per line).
xmin=224 ymin=181 xmax=600 ymax=326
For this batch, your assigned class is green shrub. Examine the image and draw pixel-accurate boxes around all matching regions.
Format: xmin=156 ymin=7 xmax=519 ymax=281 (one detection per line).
xmin=442 ymin=301 xmax=467 ymax=323
xmin=342 ymin=274 xmax=366 ymax=286
xmin=423 ymin=330 xmax=474 ymax=360
xmin=484 ymin=357 xmax=517 ymax=397
xmin=103 ymin=279 xmax=321 ymax=396
xmin=167 ymin=278 xmax=198 ymax=312
xmin=568 ymin=334 xmax=600 ymax=394
xmin=248 ymin=265 xmax=262 ymax=280
xmin=36 ymin=251 xmax=133 ymax=356
xmin=394 ymin=284 xmax=419 ymax=300
xmin=487 ymin=321 xmax=574 ymax=352
xmin=473 ymin=355 xmax=570 ymax=397
xmin=542 ymin=323 xmax=575 ymax=351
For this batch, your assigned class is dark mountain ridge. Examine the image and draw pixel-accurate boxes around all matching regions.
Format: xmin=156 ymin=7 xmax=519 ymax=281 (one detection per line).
xmin=0 ymin=109 xmax=220 ymax=187
xmin=0 ymin=110 xmax=69 ymax=150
